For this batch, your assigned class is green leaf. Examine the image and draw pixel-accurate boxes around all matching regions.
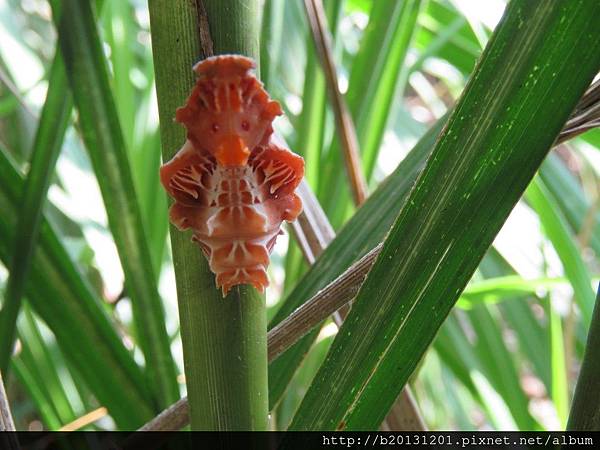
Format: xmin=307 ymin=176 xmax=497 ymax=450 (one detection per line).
xmin=457 ymin=274 xmax=592 ymax=307
xmin=275 ymin=334 xmax=334 ymax=430
xmin=413 ymin=0 xmax=480 ymax=75
xmin=568 ymin=286 xmax=600 ymax=431
xmin=18 ymin=306 xmax=78 ymax=426
xmin=320 ymin=0 xmax=423 ymax=227
xmin=102 ymin=0 xmax=137 ymax=151
xmin=103 ymin=0 xmax=169 ymax=275
xmin=0 ymin=50 xmax=71 ymax=374
xmin=260 ymin=0 xmax=285 ymax=93
xmin=53 ymin=0 xmax=179 ymax=408
xmin=526 ymin=178 xmax=595 ymax=325
xmin=433 ymin=315 xmax=482 ymax=402
xmin=11 ymin=358 xmax=62 ymax=430
xmin=281 ymin=0 xmax=343 ymax=297
xmin=548 ymin=297 xmax=568 ymax=427
xmin=480 ymin=248 xmax=552 ymax=391
xmin=268 ymin=118 xmax=446 ymax=409
xmin=0 ymin=146 xmax=154 ymax=429
xmin=347 ymin=0 xmax=422 ymax=180
xmin=539 ymin=153 xmax=600 ymax=256
xmin=281 ymin=238 xmax=307 ymax=300
xmin=289 ymin=0 xmax=600 ymax=430
xmin=296 ymin=4 xmax=330 ymax=190
xmin=467 ymin=304 xmax=539 ymax=429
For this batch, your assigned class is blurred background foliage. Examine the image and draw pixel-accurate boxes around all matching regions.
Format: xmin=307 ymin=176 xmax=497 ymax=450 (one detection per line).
xmin=0 ymin=0 xmax=598 ymax=431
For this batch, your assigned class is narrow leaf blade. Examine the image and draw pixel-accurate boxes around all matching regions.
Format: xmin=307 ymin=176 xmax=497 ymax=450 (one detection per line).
xmin=289 ymin=0 xmax=600 ymax=430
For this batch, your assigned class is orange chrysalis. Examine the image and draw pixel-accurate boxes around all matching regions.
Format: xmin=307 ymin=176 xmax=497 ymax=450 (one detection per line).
xmin=160 ymin=55 xmax=304 ymax=295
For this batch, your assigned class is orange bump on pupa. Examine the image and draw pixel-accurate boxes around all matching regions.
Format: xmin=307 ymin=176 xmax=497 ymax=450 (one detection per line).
xmin=160 ymin=55 xmax=304 ymax=296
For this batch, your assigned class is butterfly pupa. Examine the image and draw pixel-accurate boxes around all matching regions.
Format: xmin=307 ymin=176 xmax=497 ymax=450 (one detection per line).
xmin=160 ymin=55 xmax=304 ymax=296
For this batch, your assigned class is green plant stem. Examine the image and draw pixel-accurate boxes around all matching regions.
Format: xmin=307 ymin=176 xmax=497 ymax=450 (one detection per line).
xmin=148 ymin=0 xmax=268 ymax=430
xmin=568 ymin=287 xmax=600 ymax=431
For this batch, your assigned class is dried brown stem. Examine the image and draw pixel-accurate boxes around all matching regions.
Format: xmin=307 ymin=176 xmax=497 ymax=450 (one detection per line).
xmin=268 ymin=243 xmax=382 ymax=360
xmin=303 ymin=0 xmax=367 ymax=205
xmin=290 ymin=180 xmax=335 ymax=264
xmin=380 ymin=389 xmax=427 ymax=431
xmin=558 ymin=78 xmax=600 ymax=144
xmin=195 ymin=0 xmax=214 ymax=57
xmin=0 ymin=372 xmax=15 ymax=432
xmin=0 ymin=66 xmax=37 ymax=120
xmin=138 ymin=397 xmax=188 ymax=432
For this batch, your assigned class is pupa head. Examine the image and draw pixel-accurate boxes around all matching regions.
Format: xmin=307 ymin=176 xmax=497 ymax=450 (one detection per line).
xmin=175 ymin=55 xmax=282 ymax=167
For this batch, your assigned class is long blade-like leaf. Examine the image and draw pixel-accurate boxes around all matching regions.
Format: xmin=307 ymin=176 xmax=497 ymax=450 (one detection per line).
xmin=53 ymin=0 xmax=179 ymax=408
xmin=526 ymin=178 xmax=596 ymax=324
xmin=0 ymin=50 xmax=71 ymax=374
xmin=568 ymin=286 xmax=600 ymax=431
xmin=0 ymin=146 xmax=154 ymax=429
xmin=18 ymin=306 xmax=77 ymax=425
xmin=347 ymin=0 xmax=422 ymax=180
xmin=259 ymin=0 xmax=285 ymax=93
xmin=540 ymin=153 xmax=600 ymax=256
xmin=304 ymin=0 xmax=367 ymax=205
xmin=320 ymin=0 xmax=422 ymax=227
xmin=269 ymin=57 xmax=600 ymax=411
xmin=268 ymin=118 xmax=445 ymax=407
xmin=467 ymin=304 xmax=539 ymax=429
xmin=289 ymin=0 xmax=600 ymax=430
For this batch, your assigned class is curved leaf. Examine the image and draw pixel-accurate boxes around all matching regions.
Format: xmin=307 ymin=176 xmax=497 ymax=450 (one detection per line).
xmin=290 ymin=0 xmax=600 ymax=430
xmin=53 ymin=0 xmax=178 ymax=408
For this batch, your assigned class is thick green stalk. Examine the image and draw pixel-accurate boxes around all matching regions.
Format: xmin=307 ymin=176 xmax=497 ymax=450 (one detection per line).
xmin=53 ymin=0 xmax=179 ymax=409
xmin=0 ymin=51 xmax=71 ymax=375
xmin=148 ymin=0 xmax=268 ymax=430
xmin=568 ymin=288 xmax=600 ymax=431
